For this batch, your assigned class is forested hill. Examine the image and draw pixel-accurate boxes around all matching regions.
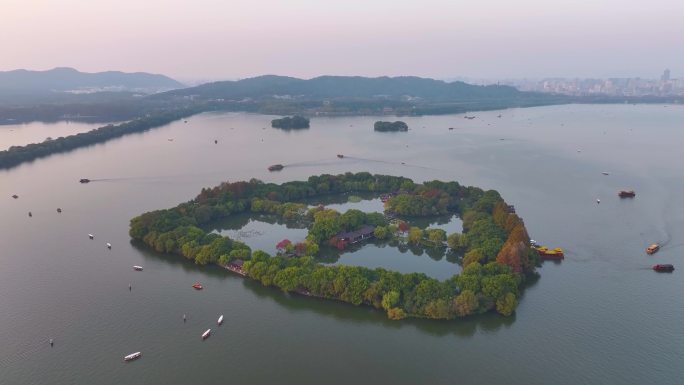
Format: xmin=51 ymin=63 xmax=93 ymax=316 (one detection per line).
xmin=159 ymin=75 xmax=538 ymax=102
xmin=0 ymin=67 xmax=184 ymax=94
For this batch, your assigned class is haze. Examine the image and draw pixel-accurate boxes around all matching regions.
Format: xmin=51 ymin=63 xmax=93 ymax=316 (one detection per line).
xmin=2 ymin=0 xmax=683 ymax=81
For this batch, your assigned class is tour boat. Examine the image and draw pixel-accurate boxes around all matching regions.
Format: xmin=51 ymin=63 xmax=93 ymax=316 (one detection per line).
xmin=536 ymin=246 xmax=564 ymax=260
xmin=201 ymin=329 xmax=211 ymax=339
xmin=653 ymin=264 xmax=674 ymax=272
xmin=618 ymin=190 xmax=636 ymax=198
xmin=106 ymin=243 xmax=112 ymax=249
xmin=133 ymin=266 xmax=143 ymax=271
xmin=88 ymin=234 xmax=94 ymax=239
xmin=268 ymin=164 xmax=284 ymax=171
xmin=79 ymin=178 xmax=90 ymax=183
xmin=192 ymin=282 xmax=203 ymax=290
xmin=124 ymin=352 xmax=142 ymax=362
xmin=646 ymin=243 xmax=660 ymax=255
xmin=217 ymin=315 xmax=224 ymax=325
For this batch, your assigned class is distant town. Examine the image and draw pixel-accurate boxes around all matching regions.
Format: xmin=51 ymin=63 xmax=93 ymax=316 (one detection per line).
xmin=454 ymin=70 xmax=683 ymax=97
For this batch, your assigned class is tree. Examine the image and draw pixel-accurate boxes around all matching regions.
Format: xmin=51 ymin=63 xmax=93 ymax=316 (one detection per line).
xmin=408 ymin=227 xmax=423 ymax=244
xmin=374 ymin=226 xmax=389 ymax=240
xmin=426 ymin=228 xmax=446 ymax=244
xmin=386 ymin=307 xmax=407 ymax=320
xmin=447 ymin=232 xmax=466 ymax=250
xmin=454 ymin=290 xmax=478 ymax=316
xmin=463 ymin=248 xmax=484 ymax=267
xmin=381 ymin=290 xmax=400 ymax=310
xmin=495 ymin=292 xmax=517 ymax=316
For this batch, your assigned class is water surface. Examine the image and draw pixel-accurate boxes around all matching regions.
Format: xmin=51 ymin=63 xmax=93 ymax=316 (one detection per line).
xmin=1 ymin=105 xmax=683 ymax=385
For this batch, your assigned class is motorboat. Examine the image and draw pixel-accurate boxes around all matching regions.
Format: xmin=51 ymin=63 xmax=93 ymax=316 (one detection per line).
xmin=192 ymin=282 xmax=203 ymax=290
xmin=218 ymin=315 xmax=224 ymax=325
xmin=653 ymin=264 xmax=674 ymax=272
xmin=133 ymin=266 xmax=143 ymax=271
xmin=124 ymin=352 xmax=142 ymax=361
xmin=201 ymin=329 xmax=211 ymax=339
xmin=646 ymin=244 xmax=660 ymax=255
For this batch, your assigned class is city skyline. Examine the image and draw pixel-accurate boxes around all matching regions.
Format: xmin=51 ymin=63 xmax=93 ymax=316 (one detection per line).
xmin=3 ymin=0 xmax=684 ymax=82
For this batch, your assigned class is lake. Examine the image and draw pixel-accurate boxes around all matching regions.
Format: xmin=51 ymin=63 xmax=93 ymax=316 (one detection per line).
xmin=1 ymin=105 xmax=683 ymax=384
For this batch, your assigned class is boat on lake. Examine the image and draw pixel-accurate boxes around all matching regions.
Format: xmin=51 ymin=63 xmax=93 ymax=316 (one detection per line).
xmin=602 ymin=172 xmax=610 ymax=175
xmin=268 ymin=164 xmax=284 ymax=171
xmin=619 ymin=190 xmax=636 ymax=198
xmin=57 ymin=208 xmax=62 ymax=213
xmin=646 ymin=243 xmax=660 ymax=255
xmin=133 ymin=266 xmax=143 ymax=271
xmin=535 ymin=246 xmax=564 ymax=260
xmin=218 ymin=315 xmax=224 ymax=325
xmin=106 ymin=243 xmax=112 ymax=249
xmin=337 ymin=154 xmax=344 ymax=158
xmin=201 ymin=329 xmax=211 ymax=339
xmin=12 ymin=194 xmax=18 ymax=199
xmin=653 ymin=264 xmax=674 ymax=272
xmin=124 ymin=352 xmax=141 ymax=362
xmin=192 ymin=282 xmax=203 ymax=290
xmin=88 ymin=234 xmax=94 ymax=239
xmin=79 ymin=179 xmax=90 ymax=183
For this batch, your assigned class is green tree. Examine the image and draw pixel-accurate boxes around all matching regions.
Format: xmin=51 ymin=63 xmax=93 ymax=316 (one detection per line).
xmin=381 ymin=290 xmax=400 ymax=310
xmin=454 ymin=290 xmax=478 ymax=316
xmin=495 ymin=292 xmax=518 ymax=316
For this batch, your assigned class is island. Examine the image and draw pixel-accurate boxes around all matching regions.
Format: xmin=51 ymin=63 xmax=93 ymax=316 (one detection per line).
xmin=374 ymin=121 xmax=408 ymax=132
xmin=129 ymin=172 xmax=539 ymax=320
xmin=271 ymin=115 xmax=310 ymax=129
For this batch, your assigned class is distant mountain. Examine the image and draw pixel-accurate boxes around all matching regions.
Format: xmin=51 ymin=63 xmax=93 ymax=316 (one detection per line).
xmin=160 ymin=75 xmax=524 ymax=102
xmin=0 ymin=67 xmax=184 ymax=94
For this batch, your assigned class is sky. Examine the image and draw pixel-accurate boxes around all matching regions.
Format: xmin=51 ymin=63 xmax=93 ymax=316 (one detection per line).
xmin=1 ymin=0 xmax=683 ymax=82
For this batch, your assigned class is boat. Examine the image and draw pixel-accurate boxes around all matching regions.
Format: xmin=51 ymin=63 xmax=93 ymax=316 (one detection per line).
xmin=268 ymin=164 xmax=284 ymax=171
xmin=217 ymin=315 xmax=224 ymax=325
xmin=602 ymin=172 xmax=610 ymax=175
xmin=106 ymin=243 xmax=112 ymax=249
xmin=133 ymin=266 xmax=143 ymax=271
xmin=201 ymin=329 xmax=211 ymax=339
xmin=11 ymin=194 xmax=18 ymax=199
xmin=596 ymin=198 xmax=601 ymax=204
xmin=28 ymin=212 xmax=32 ymax=217
xmin=653 ymin=264 xmax=674 ymax=272
xmin=124 ymin=352 xmax=142 ymax=362
xmin=618 ymin=190 xmax=636 ymax=198
xmin=192 ymin=282 xmax=203 ymax=290
xmin=88 ymin=234 xmax=94 ymax=239
xmin=337 ymin=154 xmax=344 ymax=158
xmin=535 ymin=246 xmax=564 ymax=260
xmin=79 ymin=179 xmax=90 ymax=183
xmin=646 ymin=243 xmax=660 ymax=255
xmin=57 ymin=208 xmax=62 ymax=213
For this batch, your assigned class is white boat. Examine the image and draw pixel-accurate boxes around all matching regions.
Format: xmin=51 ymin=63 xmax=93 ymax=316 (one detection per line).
xmin=217 ymin=315 xmax=224 ymax=325
xmin=124 ymin=352 xmax=141 ymax=361
xmin=201 ymin=329 xmax=211 ymax=339
xmin=133 ymin=266 xmax=143 ymax=271
xmin=106 ymin=243 xmax=112 ymax=249
xmin=88 ymin=234 xmax=94 ymax=239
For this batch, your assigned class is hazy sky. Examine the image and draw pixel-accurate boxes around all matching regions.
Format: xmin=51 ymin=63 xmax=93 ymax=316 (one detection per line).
xmin=2 ymin=0 xmax=682 ymax=81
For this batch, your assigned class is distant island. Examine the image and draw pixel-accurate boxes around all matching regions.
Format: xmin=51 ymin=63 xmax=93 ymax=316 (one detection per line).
xmin=374 ymin=121 xmax=408 ymax=132
xmin=130 ymin=172 xmax=539 ymax=320
xmin=271 ymin=115 xmax=310 ymax=129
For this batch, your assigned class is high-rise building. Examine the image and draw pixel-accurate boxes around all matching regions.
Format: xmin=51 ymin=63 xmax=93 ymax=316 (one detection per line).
xmin=661 ymin=69 xmax=671 ymax=82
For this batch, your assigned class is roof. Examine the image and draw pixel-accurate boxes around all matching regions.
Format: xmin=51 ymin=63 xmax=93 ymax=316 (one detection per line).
xmin=229 ymin=259 xmax=245 ymax=267
xmin=338 ymin=225 xmax=375 ymax=240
